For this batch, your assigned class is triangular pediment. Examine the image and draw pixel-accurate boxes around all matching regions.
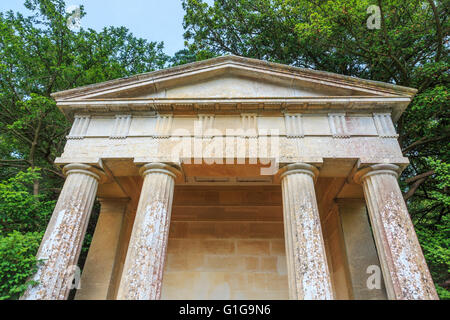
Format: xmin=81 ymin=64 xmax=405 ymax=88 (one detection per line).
xmin=53 ymin=55 xmax=416 ymax=100
xmin=118 ymin=75 xmax=338 ymax=99
xmin=52 ymin=55 xmax=417 ymax=121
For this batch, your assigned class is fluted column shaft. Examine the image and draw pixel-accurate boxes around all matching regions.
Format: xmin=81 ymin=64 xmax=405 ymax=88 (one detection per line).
xmin=116 ymin=163 xmax=179 ymax=300
xmin=280 ymin=163 xmax=334 ymax=300
xmin=355 ymin=164 xmax=438 ymax=300
xmin=21 ymin=163 xmax=102 ymax=300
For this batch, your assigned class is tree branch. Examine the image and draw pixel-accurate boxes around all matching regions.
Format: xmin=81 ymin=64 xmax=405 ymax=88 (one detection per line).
xmin=377 ymin=0 xmax=409 ymax=83
xmin=402 ymin=135 xmax=449 ymax=153
xmin=405 ymin=170 xmax=434 ymax=184
xmin=404 ymin=177 xmax=428 ymax=201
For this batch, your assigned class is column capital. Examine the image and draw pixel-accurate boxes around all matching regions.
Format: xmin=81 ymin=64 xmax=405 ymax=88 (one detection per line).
xmin=139 ymin=162 xmax=181 ymax=180
xmin=278 ymin=163 xmax=319 ymax=181
xmin=62 ymin=163 xmax=106 ymax=182
xmin=353 ymin=164 xmax=400 ymax=184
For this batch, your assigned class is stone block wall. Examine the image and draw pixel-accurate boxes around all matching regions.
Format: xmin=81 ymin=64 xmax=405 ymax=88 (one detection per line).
xmin=161 ymin=221 xmax=288 ymax=299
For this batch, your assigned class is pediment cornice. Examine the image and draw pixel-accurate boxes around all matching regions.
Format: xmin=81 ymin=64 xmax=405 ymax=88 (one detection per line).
xmin=51 ymin=55 xmax=417 ymax=121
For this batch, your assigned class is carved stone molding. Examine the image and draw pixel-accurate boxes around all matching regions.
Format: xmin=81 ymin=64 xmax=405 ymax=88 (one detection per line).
xmin=67 ymin=115 xmax=90 ymax=139
xmin=110 ymin=115 xmax=132 ymax=139
xmin=284 ymin=114 xmax=304 ymax=138
xmin=328 ymin=113 xmax=349 ymax=138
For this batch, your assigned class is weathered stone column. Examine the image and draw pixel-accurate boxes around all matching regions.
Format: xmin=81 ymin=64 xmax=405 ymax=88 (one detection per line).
xmin=279 ymin=163 xmax=334 ymax=300
xmin=354 ymin=164 xmax=438 ymax=300
xmin=116 ymin=163 xmax=179 ymax=300
xmin=21 ymin=163 xmax=103 ymax=300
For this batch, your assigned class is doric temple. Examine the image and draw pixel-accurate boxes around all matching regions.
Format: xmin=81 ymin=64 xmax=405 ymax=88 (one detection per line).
xmin=21 ymin=56 xmax=438 ymax=300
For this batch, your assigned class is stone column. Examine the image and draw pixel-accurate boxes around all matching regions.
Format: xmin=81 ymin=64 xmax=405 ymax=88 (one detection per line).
xmin=21 ymin=163 xmax=103 ymax=300
xmin=354 ymin=164 xmax=438 ymax=300
xmin=279 ymin=163 xmax=334 ymax=300
xmin=75 ymin=198 xmax=129 ymax=300
xmin=116 ymin=163 xmax=179 ymax=300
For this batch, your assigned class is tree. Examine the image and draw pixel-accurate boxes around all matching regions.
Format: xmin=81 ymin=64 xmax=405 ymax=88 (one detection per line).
xmin=0 ymin=168 xmax=55 ymax=299
xmin=0 ymin=0 xmax=169 ymax=299
xmin=0 ymin=231 xmax=43 ymax=300
xmin=0 ymin=0 xmax=168 ymax=194
xmin=182 ymin=0 xmax=449 ymax=298
xmin=169 ymin=47 xmax=217 ymax=67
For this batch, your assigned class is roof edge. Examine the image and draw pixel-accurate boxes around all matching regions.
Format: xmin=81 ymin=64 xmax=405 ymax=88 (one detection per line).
xmin=51 ymin=55 xmax=418 ymax=100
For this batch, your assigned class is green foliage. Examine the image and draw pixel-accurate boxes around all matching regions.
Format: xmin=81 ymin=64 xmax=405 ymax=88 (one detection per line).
xmin=0 ymin=168 xmax=52 ymax=299
xmin=0 ymin=168 xmax=54 ymax=235
xmin=0 ymin=231 xmax=43 ymax=300
xmin=416 ymin=214 xmax=450 ymax=299
xmin=0 ymin=0 xmax=168 ymax=184
xmin=169 ymin=48 xmax=217 ymax=67
xmin=182 ymin=0 xmax=306 ymax=64
xmin=425 ymin=158 xmax=450 ymax=206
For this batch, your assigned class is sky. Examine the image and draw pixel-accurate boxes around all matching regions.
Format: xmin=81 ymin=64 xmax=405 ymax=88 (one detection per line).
xmin=0 ymin=0 xmax=214 ymax=56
